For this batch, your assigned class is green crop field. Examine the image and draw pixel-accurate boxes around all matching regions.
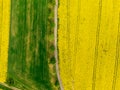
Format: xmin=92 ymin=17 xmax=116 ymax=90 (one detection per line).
xmin=0 ymin=0 xmax=59 ymax=90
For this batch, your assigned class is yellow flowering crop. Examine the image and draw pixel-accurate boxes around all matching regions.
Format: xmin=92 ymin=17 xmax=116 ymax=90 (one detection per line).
xmin=0 ymin=0 xmax=10 ymax=82
xmin=58 ymin=0 xmax=120 ymax=90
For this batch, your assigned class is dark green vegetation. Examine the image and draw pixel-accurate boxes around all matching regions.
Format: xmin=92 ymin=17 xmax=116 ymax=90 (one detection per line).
xmin=0 ymin=0 xmax=59 ymax=90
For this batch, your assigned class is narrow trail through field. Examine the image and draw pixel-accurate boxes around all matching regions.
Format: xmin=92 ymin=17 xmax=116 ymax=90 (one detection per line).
xmin=54 ymin=0 xmax=64 ymax=90
xmin=0 ymin=83 xmax=20 ymax=90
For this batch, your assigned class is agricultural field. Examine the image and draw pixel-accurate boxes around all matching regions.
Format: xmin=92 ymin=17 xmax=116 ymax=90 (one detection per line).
xmin=1 ymin=0 xmax=120 ymax=90
xmin=0 ymin=0 xmax=10 ymax=83
xmin=0 ymin=0 xmax=59 ymax=90
xmin=58 ymin=0 xmax=120 ymax=90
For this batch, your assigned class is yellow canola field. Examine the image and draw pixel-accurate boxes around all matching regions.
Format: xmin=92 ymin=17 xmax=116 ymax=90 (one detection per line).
xmin=0 ymin=0 xmax=10 ymax=82
xmin=58 ymin=0 xmax=120 ymax=90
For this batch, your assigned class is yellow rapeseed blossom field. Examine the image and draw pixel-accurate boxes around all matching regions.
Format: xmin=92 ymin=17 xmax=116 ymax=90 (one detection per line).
xmin=58 ymin=0 xmax=120 ymax=90
xmin=0 ymin=0 xmax=10 ymax=82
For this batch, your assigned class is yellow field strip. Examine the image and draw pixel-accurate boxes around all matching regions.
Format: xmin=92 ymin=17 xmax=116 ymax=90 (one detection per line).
xmin=0 ymin=0 xmax=10 ymax=82
xmin=58 ymin=0 xmax=120 ymax=90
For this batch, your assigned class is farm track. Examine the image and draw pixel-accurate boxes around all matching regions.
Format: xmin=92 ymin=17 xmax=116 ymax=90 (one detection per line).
xmin=92 ymin=0 xmax=102 ymax=90
xmin=58 ymin=0 xmax=120 ymax=90
xmin=54 ymin=0 xmax=63 ymax=89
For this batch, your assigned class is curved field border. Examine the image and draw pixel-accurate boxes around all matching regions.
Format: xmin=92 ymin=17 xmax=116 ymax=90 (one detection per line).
xmin=54 ymin=0 xmax=64 ymax=90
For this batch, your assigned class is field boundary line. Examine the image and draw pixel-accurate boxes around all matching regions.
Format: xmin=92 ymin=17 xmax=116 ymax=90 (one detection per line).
xmin=54 ymin=0 xmax=64 ymax=90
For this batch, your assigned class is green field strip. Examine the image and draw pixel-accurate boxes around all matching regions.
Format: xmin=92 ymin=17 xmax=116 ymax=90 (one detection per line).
xmin=6 ymin=0 xmax=58 ymax=90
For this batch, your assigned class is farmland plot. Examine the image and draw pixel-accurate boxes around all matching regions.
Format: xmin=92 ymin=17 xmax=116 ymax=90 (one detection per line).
xmin=0 ymin=0 xmax=10 ymax=83
xmin=0 ymin=0 xmax=59 ymax=90
xmin=58 ymin=0 xmax=120 ymax=90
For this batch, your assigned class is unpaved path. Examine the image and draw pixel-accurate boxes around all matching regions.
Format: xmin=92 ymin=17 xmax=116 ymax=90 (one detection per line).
xmin=54 ymin=0 xmax=64 ymax=90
